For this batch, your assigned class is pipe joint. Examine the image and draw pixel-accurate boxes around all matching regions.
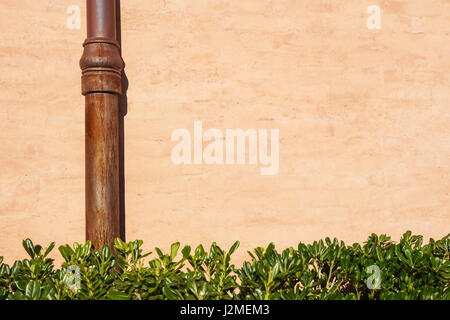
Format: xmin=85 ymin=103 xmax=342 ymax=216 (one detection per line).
xmin=80 ymin=37 xmax=123 ymax=95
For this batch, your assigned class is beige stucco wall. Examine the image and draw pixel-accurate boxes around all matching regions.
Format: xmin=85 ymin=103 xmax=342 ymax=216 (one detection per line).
xmin=0 ymin=0 xmax=449 ymax=264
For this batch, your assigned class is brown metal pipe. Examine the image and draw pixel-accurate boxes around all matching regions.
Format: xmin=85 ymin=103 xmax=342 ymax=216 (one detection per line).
xmin=86 ymin=0 xmax=116 ymax=39
xmin=80 ymin=0 xmax=123 ymax=250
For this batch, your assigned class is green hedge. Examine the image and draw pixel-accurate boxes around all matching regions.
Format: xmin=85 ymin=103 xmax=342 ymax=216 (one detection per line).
xmin=0 ymin=231 xmax=449 ymax=300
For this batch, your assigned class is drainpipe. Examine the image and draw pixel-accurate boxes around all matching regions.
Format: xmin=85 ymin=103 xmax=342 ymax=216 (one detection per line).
xmin=80 ymin=0 xmax=123 ymax=250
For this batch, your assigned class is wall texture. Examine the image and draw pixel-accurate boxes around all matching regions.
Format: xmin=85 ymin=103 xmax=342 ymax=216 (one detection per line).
xmin=0 ymin=0 xmax=449 ymax=264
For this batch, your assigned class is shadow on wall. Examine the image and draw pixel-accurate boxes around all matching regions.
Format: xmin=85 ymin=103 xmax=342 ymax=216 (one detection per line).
xmin=117 ymin=0 xmax=128 ymax=242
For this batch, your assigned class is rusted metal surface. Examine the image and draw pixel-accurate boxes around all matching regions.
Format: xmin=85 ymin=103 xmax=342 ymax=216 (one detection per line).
xmin=81 ymin=0 xmax=123 ymax=250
